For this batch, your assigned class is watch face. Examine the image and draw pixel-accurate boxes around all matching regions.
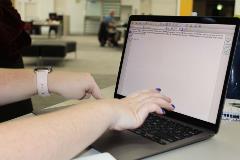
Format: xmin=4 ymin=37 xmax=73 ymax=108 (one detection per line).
xmin=34 ymin=66 xmax=53 ymax=73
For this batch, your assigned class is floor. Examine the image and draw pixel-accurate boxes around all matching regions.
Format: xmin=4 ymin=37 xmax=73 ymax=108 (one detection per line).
xmin=23 ymin=35 xmax=123 ymax=112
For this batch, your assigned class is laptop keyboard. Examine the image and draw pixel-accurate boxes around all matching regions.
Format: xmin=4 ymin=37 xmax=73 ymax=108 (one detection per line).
xmin=131 ymin=114 xmax=202 ymax=145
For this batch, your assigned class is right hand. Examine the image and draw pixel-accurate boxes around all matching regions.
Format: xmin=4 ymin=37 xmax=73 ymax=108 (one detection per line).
xmin=109 ymin=89 xmax=175 ymax=131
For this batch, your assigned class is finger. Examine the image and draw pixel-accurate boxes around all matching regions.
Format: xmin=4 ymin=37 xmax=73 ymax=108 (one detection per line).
xmin=92 ymin=86 xmax=102 ymax=99
xmin=160 ymin=95 xmax=172 ymax=103
xmin=90 ymin=80 xmax=103 ymax=99
xmin=137 ymin=104 xmax=164 ymax=125
xmin=141 ymin=97 xmax=174 ymax=111
xmin=128 ymin=89 xmax=159 ymax=98
xmin=83 ymin=93 xmax=91 ymax=99
xmin=135 ymin=92 xmax=172 ymax=103
xmin=128 ymin=89 xmax=150 ymax=98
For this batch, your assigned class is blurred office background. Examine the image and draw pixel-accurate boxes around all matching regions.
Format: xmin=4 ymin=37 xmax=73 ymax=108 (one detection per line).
xmin=9 ymin=0 xmax=240 ymax=112
xmin=11 ymin=0 xmax=240 ymax=35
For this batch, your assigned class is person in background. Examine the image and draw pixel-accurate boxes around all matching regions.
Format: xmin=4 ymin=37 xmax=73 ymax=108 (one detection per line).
xmin=48 ymin=12 xmax=60 ymax=38
xmin=98 ymin=10 xmax=120 ymax=47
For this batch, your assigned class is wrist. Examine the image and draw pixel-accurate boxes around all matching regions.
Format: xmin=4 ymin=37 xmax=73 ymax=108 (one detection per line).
xmin=47 ymin=71 xmax=64 ymax=95
xmin=101 ymin=99 xmax=123 ymax=130
xmin=34 ymin=67 xmax=52 ymax=96
xmin=47 ymin=71 xmax=57 ymax=94
xmin=27 ymin=69 xmax=38 ymax=95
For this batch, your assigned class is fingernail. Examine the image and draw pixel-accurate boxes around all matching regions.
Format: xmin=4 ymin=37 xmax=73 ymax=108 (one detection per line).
xmin=156 ymin=88 xmax=161 ymax=92
xmin=161 ymin=109 xmax=166 ymax=114
xmin=171 ymin=104 xmax=176 ymax=109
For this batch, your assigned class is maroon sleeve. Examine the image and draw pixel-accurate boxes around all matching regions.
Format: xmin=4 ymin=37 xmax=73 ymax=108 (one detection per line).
xmin=0 ymin=1 xmax=31 ymax=58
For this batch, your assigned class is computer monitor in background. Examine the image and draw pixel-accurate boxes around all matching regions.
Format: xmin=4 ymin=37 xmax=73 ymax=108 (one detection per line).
xmin=49 ymin=13 xmax=58 ymax=20
xmin=226 ymin=32 xmax=240 ymax=100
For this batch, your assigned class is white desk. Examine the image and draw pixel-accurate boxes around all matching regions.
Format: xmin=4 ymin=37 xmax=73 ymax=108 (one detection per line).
xmin=14 ymin=85 xmax=240 ymax=160
xmin=33 ymin=20 xmax=62 ymax=38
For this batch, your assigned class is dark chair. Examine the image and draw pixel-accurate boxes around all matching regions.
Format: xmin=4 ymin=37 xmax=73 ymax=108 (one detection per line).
xmin=48 ymin=13 xmax=59 ymax=38
xmin=23 ymin=21 xmax=33 ymax=34
xmin=226 ymin=32 xmax=240 ymax=99
xmin=23 ymin=21 xmax=42 ymax=35
xmin=98 ymin=22 xmax=108 ymax=46
xmin=98 ymin=21 xmax=120 ymax=47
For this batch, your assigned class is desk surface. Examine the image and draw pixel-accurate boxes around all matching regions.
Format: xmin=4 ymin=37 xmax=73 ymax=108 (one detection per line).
xmin=33 ymin=21 xmax=61 ymax=26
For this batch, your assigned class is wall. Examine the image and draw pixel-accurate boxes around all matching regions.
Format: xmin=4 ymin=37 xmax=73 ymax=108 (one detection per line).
xmin=235 ymin=0 xmax=240 ymax=16
xmin=15 ymin=0 xmax=85 ymax=34
xmin=121 ymin=5 xmax=132 ymax=22
xmin=123 ymin=0 xmax=178 ymax=16
xmin=151 ymin=0 xmax=178 ymax=15
xmin=55 ymin=0 xmax=86 ymax=34
xmin=121 ymin=0 xmax=141 ymax=14
xmin=39 ymin=0 xmax=54 ymax=20
xmin=140 ymin=0 xmax=151 ymax=15
xmin=15 ymin=0 xmax=54 ymax=21
xmin=85 ymin=0 xmax=101 ymax=16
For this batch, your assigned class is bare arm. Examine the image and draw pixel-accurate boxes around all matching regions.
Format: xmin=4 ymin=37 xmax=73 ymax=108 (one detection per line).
xmin=0 ymin=68 xmax=174 ymax=160
xmin=0 ymin=69 xmax=37 ymax=106
xmin=0 ymin=68 xmax=102 ymax=106
xmin=0 ymin=90 xmax=174 ymax=160
xmin=0 ymin=100 xmax=115 ymax=160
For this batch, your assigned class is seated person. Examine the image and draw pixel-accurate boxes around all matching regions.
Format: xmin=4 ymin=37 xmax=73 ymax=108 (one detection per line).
xmin=98 ymin=10 xmax=120 ymax=47
xmin=48 ymin=13 xmax=60 ymax=38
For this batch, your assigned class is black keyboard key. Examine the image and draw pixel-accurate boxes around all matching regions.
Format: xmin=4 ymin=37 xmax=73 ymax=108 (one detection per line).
xmin=131 ymin=114 xmax=202 ymax=145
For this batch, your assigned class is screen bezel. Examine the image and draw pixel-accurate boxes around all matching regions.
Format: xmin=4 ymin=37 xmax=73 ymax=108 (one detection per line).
xmin=114 ymin=15 xmax=240 ymax=133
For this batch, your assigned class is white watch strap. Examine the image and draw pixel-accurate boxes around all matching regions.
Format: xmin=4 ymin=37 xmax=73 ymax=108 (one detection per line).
xmin=36 ymin=70 xmax=50 ymax=96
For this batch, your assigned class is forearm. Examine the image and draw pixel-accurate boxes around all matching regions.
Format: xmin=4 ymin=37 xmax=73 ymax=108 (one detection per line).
xmin=0 ymin=69 xmax=37 ymax=106
xmin=0 ymin=100 xmax=115 ymax=160
xmin=0 ymin=68 xmax=102 ymax=105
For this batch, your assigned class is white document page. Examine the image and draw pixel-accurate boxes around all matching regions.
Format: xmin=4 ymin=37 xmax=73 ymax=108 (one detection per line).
xmin=117 ymin=22 xmax=235 ymax=123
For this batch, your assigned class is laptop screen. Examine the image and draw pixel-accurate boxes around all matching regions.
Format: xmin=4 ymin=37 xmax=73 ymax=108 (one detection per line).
xmin=116 ymin=20 xmax=236 ymax=124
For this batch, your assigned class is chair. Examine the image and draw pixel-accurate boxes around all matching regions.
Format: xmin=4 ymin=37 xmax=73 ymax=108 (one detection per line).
xmin=98 ymin=21 xmax=109 ymax=46
xmin=23 ymin=21 xmax=42 ymax=35
xmin=48 ymin=13 xmax=59 ymax=38
xmin=23 ymin=21 xmax=33 ymax=34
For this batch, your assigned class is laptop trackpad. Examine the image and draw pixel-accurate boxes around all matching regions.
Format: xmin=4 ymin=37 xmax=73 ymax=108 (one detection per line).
xmin=92 ymin=130 xmax=166 ymax=160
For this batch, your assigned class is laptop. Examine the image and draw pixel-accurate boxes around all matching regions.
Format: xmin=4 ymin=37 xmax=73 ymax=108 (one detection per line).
xmin=92 ymin=16 xmax=239 ymax=160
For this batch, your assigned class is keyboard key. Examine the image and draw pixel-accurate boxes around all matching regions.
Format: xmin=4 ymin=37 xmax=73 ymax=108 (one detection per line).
xmin=131 ymin=114 xmax=202 ymax=145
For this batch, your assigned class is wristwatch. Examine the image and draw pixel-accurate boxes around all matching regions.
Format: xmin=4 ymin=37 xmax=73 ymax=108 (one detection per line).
xmin=34 ymin=66 xmax=53 ymax=96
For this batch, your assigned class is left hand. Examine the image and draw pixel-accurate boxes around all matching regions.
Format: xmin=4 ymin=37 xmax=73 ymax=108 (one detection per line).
xmin=48 ymin=71 xmax=102 ymax=100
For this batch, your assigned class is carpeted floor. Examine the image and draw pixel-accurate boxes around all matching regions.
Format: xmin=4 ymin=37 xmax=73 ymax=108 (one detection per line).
xmin=23 ymin=35 xmax=123 ymax=112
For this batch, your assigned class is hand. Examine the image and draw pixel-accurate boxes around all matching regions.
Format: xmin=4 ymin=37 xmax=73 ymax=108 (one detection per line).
xmin=109 ymin=89 xmax=174 ymax=130
xmin=48 ymin=71 xmax=102 ymax=100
